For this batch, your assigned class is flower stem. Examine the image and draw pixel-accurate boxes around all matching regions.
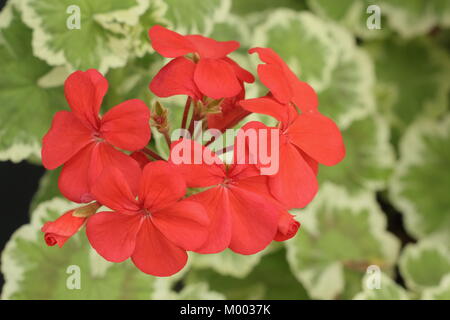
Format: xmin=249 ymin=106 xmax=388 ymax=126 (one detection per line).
xmin=181 ymin=97 xmax=192 ymax=130
xmin=142 ymin=147 xmax=164 ymax=161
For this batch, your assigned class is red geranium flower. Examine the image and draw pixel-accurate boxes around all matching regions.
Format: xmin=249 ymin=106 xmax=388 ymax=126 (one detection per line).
xmin=170 ymin=139 xmax=289 ymax=255
xmin=42 ymin=69 xmax=151 ymax=203
xmin=240 ymin=48 xmax=345 ymax=209
xmin=148 ymin=25 xmax=254 ymax=100
xmin=86 ymin=161 xmax=209 ymax=277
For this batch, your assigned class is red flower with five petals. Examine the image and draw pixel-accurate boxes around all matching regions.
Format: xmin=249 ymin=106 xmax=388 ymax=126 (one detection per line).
xmin=240 ymin=48 xmax=345 ymax=209
xmin=86 ymin=161 xmax=209 ymax=276
xmin=42 ymin=69 xmax=151 ymax=203
xmin=148 ymin=25 xmax=254 ymax=100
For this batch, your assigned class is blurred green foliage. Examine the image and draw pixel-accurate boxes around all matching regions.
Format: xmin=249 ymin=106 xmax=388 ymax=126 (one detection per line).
xmin=1 ymin=0 xmax=449 ymax=300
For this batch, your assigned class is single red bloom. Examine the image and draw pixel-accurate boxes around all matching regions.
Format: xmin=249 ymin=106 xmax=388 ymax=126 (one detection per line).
xmin=239 ymin=48 xmax=345 ymax=209
xmin=170 ymin=139 xmax=289 ymax=255
xmin=42 ymin=69 xmax=151 ymax=203
xmin=41 ymin=210 xmax=86 ymax=248
xmin=86 ymin=161 xmax=209 ymax=277
xmin=148 ymin=25 xmax=254 ymax=100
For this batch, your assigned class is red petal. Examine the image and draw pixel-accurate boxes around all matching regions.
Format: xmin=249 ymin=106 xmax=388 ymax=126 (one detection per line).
xmin=239 ymin=97 xmax=291 ymax=124
xmin=269 ymin=142 xmax=318 ymax=209
xmin=86 ymin=211 xmax=142 ymax=263
xmin=139 ymin=161 xmax=186 ymax=211
xmin=169 ymin=139 xmax=225 ymax=188
xmin=88 ymin=143 xmax=142 ymax=196
xmin=148 ymin=25 xmax=195 ymax=58
xmin=150 ymin=57 xmax=202 ymax=100
xmin=291 ymin=81 xmax=318 ymax=112
xmin=194 ymin=58 xmax=241 ymax=99
xmin=42 ymin=111 xmax=93 ymax=169
xmin=64 ymin=69 xmax=107 ymax=130
xmin=257 ymin=64 xmax=293 ymax=104
xmin=152 ymin=200 xmax=209 ymax=251
xmin=287 ymin=112 xmax=345 ymax=166
xmin=274 ymin=211 xmax=300 ymax=241
xmin=91 ymin=166 xmax=141 ymax=214
xmin=249 ymin=47 xmax=299 ymax=83
xmin=131 ymin=219 xmax=188 ymax=276
xmin=58 ymin=143 xmax=95 ymax=203
xmin=222 ymin=57 xmax=255 ymax=83
xmin=100 ymin=99 xmax=151 ymax=151
xmin=186 ymin=35 xmax=239 ymax=59
xmin=191 ymin=187 xmax=232 ymax=254
xmin=227 ymin=186 xmax=279 ymax=254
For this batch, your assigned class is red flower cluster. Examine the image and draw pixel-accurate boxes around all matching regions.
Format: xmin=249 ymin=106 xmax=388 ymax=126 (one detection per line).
xmin=40 ymin=25 xmax=345 ymax=276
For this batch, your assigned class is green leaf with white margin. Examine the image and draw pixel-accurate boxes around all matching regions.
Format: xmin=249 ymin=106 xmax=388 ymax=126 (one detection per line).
xmin=379 ymin=0 xmax=450 ymax=38
xmin=353 ymin=272 xmax=410 ymax=300
xmin=421 ymin=274 xmax=450 ymax=300
xmin=186 ymin=248 xmax=309 ymax=300
xmin=0 ymin=4 xmax=65 ymax=163
xmin=30 ymin=169 xmax=62 ymax=212
xmin=190 ymin=247 xmax=271 ymax=279
xmin=20 ymin=0 xmax=147 ymax=73
xmin=399 ymin=241 xmax=450 ymax=293
xmin=308 ymin=0 xmax=389 ymax=39
xmin=317 ymin=23 xmax=375 ymax=129
xmin=389 ymin=115 xmax=450 ymax=239
xmin=1 ymin=198 xmax=158 ymax=299
xmin=365 ymin=38 xmax=450 ymax=143
xmin=318 ymin=113 xmax=395 ymax=193
xmin=286 ymin=183 xmax=400 ymax=299
xmin=253 ymin=9 xmax=338 ymax=91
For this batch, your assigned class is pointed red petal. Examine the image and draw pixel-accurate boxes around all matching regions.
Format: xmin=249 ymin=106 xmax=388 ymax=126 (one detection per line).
xmin=88 ymin=143 xmax=142 ymax=196
xmin=148 ymin=25 xmax=195 ymax=57
xmin=186 ymin=35 xmax=239 ymax=59
xmin=291 ymin=81 xmax=318 ymax=112
xmin=257 ymin=64 xmax=293 ymax=104
xmin=239 ymin=97 xmax=290 ymax=124
xmin=64 ymin=69 xmax=107 ymax=129
xmin=222 ymin=57 xmax=255 ymax=83
xmin=152 ymin=200 xmax=209 ymax=251
xmin=91 ymin=165 xmax=141 ymax=214
xmin=139 ymin=161 xmax=186 ymax=211
xmin=42 ymin=111 xmax=92 ymax=169
xmin=131 ymin=219 xmax=188 ymax=276
xmin=100 ymin=99 xmax=151 ymax=151
xmin=191 ymin=187 xmax=232 ymax=254
xmin=287 ymin=112 xmax=345 ymax=166
xmin=150 ymin=57 xmax=202 ymax=100
xmin=86 ymin=211 xmax=142 ymax=262
xmin=269 ymin=142 xmax=318 ymax=209
xmin=58 ymin=143 xmax=95 ymax=203
xmin=194 ymin=58 xmax=241 ymax=99
xmin=227 ymin=186 xmax=279 ymax=255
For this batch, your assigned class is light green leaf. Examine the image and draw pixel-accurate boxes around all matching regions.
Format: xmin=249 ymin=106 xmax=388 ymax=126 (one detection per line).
xmin=389 ymin=115 xmax=450 ymax=239
xmin=353 ymin=272 xmax=410 ymax=300
xmin=1 ymin=198 xmax=158 ymax=299
xmin=156 ymin=282 xmax=225 ymax=300
xmin=186 ymin=248 xmax=309 ymax=300
xmin=365 ymin=38 xmax=450 ymax=142
xmin=30 ymin=168 xmax=62 ymax=211
xmin=308 ymin=0 xmax=389 ymax=39
xmin=190 ymin=248 xmax=271 ymax=279
xmin=253 ymin=9 xmax=338 ymax=91
xmin=421 ymin=274 xmax=450 ymax=300
xmin=317 ymin=25 xmax=375 ymax=129
xmin=399 ymin=241 xmax=450 ymax=293
xmin=286 ymin=183 xmax=400 ymax=299
xmin=318 ymin=113 xmax=395 ymax=193
xmin=0 ymin=4 xmax=65 ymax=163
xmin=379 ymin=0 xmax=450 ymax=38
xmin=231 ymin=0 xmax=306 ymax=16
xmin=20 ymin=0 xmax=147 ymax=72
